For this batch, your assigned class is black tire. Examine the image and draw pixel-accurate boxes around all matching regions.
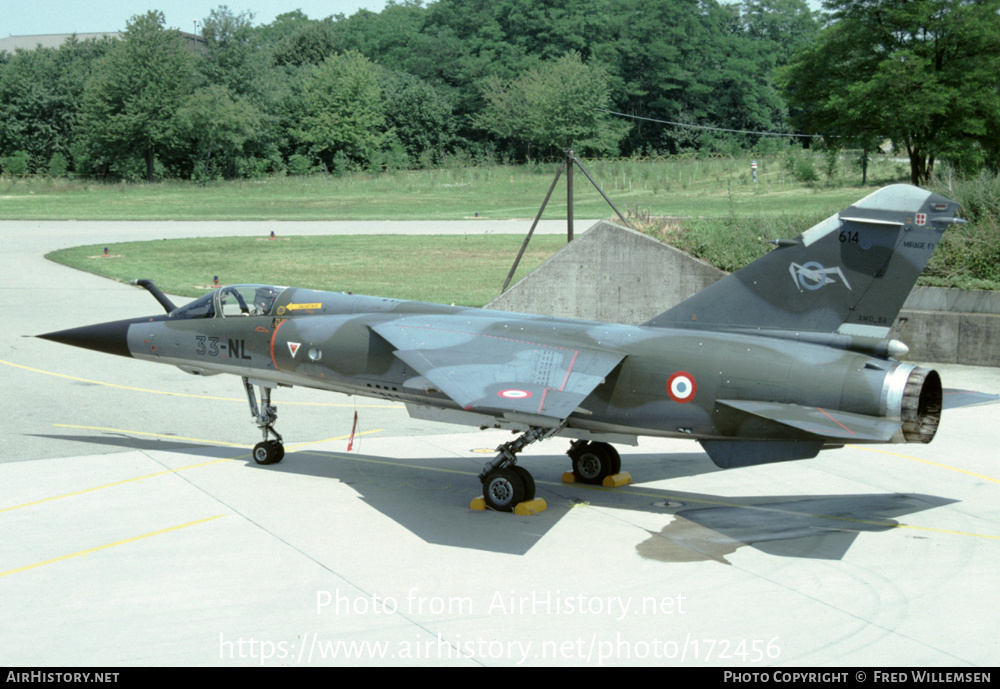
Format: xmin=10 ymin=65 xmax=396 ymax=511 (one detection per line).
xmin=602 ymin=443 xmax=622 ymax=475
xmin=253 ymin=440 xmax=283 ymax=465
xmin=570 ymin=442 xmax=613 ymax=485
xmin=512 ymin=465 xmax=536 ymax=501
xmin=482 ymin=467 xmax=526 ymax=512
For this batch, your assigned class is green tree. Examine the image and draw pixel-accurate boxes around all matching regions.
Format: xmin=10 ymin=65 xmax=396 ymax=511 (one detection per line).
xmin=198 ymin=6 xmax=286 ymax=176
xmin=739 ymin=0 xmax=818 ymax=70
xmin=496 ymin=0 xmax=596 ymax=60
xmin=415 ymin=0 xmax=536 ymax=130
xmin=781 ymin=0 xmax=1000 ymax=184
xmin=48 ymin=151 xmax=69 ymax=177
xmin=685 ymin=2 xmax=797 ymax=151
xmin=378 ymin=67 xmax=457 ymax=166
xmin=294 ymin=51 xmax=388 ymax=170
xmin=199 ymin=6 xmax=269 ymax=100
xmin=175 ymin=85 xmax=260 ymax=180
xmin=256 ymin=0 xmax=813 ymax=158
xmin=272 ymin=17 xmax=343 ymax=67
xmin=0 ymin=36 xmax=112 ymax=172
xmin=336 ymin=2 xmax=429 ymax=66
xmin=475 ymin=51 xmax=626 ymax=158
xmin=78 ymin=11 xmax=195 ymax=181
xmin=1 ymin=150 xmax=31 ymax=175
xmin=258 ymin=9 xmax=316 ymax=45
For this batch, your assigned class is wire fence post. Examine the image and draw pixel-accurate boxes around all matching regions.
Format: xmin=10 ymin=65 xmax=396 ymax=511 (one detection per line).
xmin=566 ymin=148 xmax=574 ymax=242
xmin=501 ymin=157 xmax=567 ymax=293
xmin=571 ymin=154 xmax=631 ymax=229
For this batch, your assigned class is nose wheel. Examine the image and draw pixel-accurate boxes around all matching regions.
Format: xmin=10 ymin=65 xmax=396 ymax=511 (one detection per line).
xmin=244 ymin=377 xmax=285 ymax=465
xmin=253 ymin=439 xmax=284 ymax=465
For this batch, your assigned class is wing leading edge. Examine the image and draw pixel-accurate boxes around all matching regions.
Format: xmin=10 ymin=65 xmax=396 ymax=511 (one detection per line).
xmin=371 ymin=317 xmax=625 ymax=420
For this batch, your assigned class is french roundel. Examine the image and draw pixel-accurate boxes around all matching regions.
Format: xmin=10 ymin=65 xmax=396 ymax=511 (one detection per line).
xmin=667 ymin=372 xmax=697 ymax=403
xmin=498 ymin=389 xmax=532 ymax=399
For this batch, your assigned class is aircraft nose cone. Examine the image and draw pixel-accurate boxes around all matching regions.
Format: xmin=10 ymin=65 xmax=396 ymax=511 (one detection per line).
xmin=37 ymin=318 xmax=141 ymax=358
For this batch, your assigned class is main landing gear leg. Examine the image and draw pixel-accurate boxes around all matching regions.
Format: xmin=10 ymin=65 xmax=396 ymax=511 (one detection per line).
xmin=478 ymin=425 xmax=562 ymax=512
xmin=243 ymin=376 xmax=284 ymax=465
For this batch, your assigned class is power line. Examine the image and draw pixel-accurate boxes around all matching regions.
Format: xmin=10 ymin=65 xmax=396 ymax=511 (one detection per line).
xmin=597 ymin=108 xmax=818 ymax=139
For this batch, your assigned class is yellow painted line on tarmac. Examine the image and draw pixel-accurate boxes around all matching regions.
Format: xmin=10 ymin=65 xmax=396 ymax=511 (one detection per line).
xmin=0 ymin=515 xmax=226 ymax=578
xmin=1 ymin=426 xmax=385 ymax=514
xmin=0 ymin=358 xmax=404 ymax=408
xmin=50 ymin=423 xmax=384 ymax=453
xmin=285 ymin=431 xmax=383 ymax=451
xmin=848 ymin=444 xmax=1000 ymax=486
xmin=3 ymin=358 xmax=243 ymax=401
xmin=1 ymin=456 xmax=233 ymax=514
xmin=53 ymin=423 xmax=252 ymax=448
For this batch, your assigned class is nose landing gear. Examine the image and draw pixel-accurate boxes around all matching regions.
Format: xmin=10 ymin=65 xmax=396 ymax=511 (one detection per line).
xmin=244 ymin=377 xmax=284 ymax=465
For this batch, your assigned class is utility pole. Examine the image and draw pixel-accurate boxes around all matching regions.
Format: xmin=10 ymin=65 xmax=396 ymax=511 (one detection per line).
xmin=501 ymin=150 xmax=632 ymax=293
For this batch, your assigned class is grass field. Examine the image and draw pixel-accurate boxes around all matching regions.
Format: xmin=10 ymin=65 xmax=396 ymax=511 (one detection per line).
xmin=0 ymin=153 xmax=902 ymax=221
xmin=30 ymin=153 xmax=995 ymax=302
xmin=45 ymin=235 xmax=568 ymax=306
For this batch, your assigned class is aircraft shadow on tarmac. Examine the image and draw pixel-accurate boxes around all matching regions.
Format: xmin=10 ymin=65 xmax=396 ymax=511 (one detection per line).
xmin=245 ymin=448 xmax=957 ymax=564
xmin=36 ymin=431 xmax=955 ymax=563
xmin=32 ymin=433 xmax=248 ymax=459
xmin=942 ymin=389 xmax=1000 ymax=410
xmin=634 ymin=493 xmax=956 ymax=564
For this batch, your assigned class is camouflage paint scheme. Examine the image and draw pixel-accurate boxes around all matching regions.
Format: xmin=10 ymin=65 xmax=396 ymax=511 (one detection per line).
xmin=39 ymin=185 xmax=963 ymax=510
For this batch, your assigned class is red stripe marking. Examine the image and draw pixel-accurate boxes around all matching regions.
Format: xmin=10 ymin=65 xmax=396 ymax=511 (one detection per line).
xmin=817 ymin=407 xmax=855 ymax=436
xmin=559 ymin=349 xmax=580 ymax=391
xmin=270 ymin=320 xmax=287 ymax=372
xmin=539 ymin=348 xmax=580 ymax=413
xmin=537 ymin=387 xmax=551 ymax=414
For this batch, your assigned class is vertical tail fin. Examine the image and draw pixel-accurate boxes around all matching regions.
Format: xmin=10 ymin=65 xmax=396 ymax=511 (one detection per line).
xmin=644 ymin=184 xmax=964 ymax=339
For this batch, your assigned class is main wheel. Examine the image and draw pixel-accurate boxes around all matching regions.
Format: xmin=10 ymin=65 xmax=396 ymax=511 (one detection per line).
xmin=482 ymin=467 xmax=526 ymax=512
xmin=601 ymin=442 xmax=622 ymax=475
xmin=511 ymin=465 xmax=536 ymax=501
xmin=569 ymin=441 xmax=613 ymax=485
xmin=253 ymin=440 xmax=284 ymax=465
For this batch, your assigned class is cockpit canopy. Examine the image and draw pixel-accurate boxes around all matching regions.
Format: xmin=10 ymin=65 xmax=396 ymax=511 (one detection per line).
xmin=170 ymin=284 xmax=286 ymax=319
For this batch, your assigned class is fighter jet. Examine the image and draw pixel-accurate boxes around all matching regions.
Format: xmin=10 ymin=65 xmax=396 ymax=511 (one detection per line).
xmin=39 ymin=184 xmax=964 ymax=511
